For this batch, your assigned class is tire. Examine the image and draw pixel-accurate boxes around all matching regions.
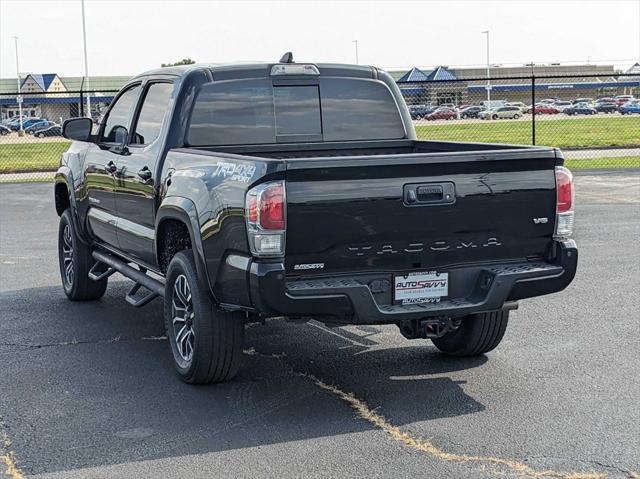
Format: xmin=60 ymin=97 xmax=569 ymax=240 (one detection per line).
xmin=513 ymin=114 xmax=520 ymax=119
xmin=58 ymin=209 xmax=108 ymax=301
xmin=462 ymin=114 xmax=468 ymax=119
xmin=38 ymin=133 xmax=44 ymax=138
xmin=492 ymin=114 xmax=498 ymax=120
xmin=165 ymin=250 xmax=244 ymax=384
xmin=431 ymin=311 xmax=509 ymax=356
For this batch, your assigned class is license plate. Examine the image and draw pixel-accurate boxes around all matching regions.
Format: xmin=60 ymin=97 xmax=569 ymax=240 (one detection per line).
xmin=394 ymin=271 xmax=448 ymax=305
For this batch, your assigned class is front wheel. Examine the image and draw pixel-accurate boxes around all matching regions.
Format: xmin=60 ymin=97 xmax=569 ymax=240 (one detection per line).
xmin=513 ymin=114 xmax=520 ymax=119
xmin=165 ymin=250 xmax=244 ymax=384
xmin=492 ymin=114 xmax=498 ymax=120
xmin=431 ymin=311 xmax=509 ymax=356
xmin=58 ymin=209 xmax=108 ymax=301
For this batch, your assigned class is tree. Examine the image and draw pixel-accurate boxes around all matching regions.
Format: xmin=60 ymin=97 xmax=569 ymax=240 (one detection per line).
xmin=161 ymin=59 xmax=196 ymax=68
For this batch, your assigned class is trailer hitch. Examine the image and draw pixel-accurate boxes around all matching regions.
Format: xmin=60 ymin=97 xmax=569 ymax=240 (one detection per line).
xmin=398 ymin=317 xmax=461 ymax=340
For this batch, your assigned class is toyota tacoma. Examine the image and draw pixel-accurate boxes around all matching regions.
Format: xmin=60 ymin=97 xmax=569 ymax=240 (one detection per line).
xmin=54 ymin=54 xmax=578 ymax=383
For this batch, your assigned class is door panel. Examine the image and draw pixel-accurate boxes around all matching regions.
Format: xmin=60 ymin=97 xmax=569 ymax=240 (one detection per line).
xmin=113 ymin=82 xmax=174 ymax=266
xmin=84 ymin=84 xmax=142 ymax=247
xmin=84 ymin=145 xmax=118 ymax=247
xmin=114 ymin=151 xmax=157 ymax=264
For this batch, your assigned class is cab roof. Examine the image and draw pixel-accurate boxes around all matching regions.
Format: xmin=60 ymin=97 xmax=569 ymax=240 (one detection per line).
xmin=133 ymin=62 xmax=380 ymax=82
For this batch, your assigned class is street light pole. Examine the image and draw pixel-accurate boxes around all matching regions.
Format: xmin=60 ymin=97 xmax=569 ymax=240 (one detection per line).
xmin=81 ymin=0 xmax=91 ymax=118
xmin=352 ymin=40 xmax=359 ymax=65
xmin=13 ymin=36 xmax=24 ymax=134
xmin=482 ymin=30 xmax=490 ymax=109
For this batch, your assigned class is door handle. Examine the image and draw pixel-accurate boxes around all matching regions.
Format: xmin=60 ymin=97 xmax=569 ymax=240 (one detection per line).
xmin=137 ymin=166 xmax=152 ymax=181
xmin=403 ymin=182 xmax=456 ymax=206
xmin=105 ymin=160 xmax=118 ymax=174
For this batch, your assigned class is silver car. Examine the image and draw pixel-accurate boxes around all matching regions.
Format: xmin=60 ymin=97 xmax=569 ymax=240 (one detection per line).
xmin=479 ymin=106 xmax=522 ymax=120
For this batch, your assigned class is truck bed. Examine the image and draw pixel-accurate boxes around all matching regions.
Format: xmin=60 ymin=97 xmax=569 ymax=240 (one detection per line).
xmin=177 ymin=139 xmax=562 ymax=278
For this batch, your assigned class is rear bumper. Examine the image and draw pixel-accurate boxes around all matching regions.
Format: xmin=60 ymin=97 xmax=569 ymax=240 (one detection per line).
xmin=248 ymin=240 xmax=578 ymax=324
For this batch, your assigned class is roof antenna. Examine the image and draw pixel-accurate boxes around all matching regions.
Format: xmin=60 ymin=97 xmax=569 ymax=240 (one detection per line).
xmin=279 ymin=52 xmax=294 ymax=63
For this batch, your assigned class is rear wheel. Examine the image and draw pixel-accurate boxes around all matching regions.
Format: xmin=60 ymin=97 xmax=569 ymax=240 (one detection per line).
xmin=492 ymin=114 xmax=498 ymax=120
xmin=165 ymin=250 xmax=244 ymax=384
xmin=58 ymin=209 xmax=108 ymax=301
xmin=431 ymin=311 xmax=509 ymax=356
xmin=513 ymin=114 xmax=520 ymax=119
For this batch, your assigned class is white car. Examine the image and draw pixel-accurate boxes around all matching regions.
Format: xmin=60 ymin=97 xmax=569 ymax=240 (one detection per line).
xmin=553 ymin=101 xmax=573 ymax=111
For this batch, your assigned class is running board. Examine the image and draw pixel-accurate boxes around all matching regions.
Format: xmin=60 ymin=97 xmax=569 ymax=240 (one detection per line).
xmin=91 ymin=250 xmax=165 ymax=307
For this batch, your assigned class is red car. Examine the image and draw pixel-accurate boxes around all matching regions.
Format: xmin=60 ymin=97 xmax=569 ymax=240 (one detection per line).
xmin=533 ymin=104 xmax=561 ymax=114
xmin=615 ymin=95 xmax=635 ymax=107
xmin=425 ymin=108 xmax=457 ymax=120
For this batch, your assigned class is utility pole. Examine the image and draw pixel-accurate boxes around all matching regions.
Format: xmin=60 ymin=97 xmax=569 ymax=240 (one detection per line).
xmin=482 ymin=30 xmax=491 ymax=111
xmin=13 ymin=36 xmax=24 ymax=135
xmin=81 ymin=0 xmax=91 ymax=118
xmin=352 ymin=40 xmax=359 ymax=65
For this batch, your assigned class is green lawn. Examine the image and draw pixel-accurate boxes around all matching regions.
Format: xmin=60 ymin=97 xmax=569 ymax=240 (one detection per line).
xmin=415 ymin=116 xmax=640 ymax=148
xmin=0 ymin=141 xmax=71 ymax=173
xmin=565 ymin=156 xmax=640 ymax=169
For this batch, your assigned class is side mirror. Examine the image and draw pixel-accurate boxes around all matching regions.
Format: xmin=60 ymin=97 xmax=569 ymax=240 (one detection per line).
xmin=62 ymin=117 xmax=93 ymax=141
xmin=112 ymin=126 xmax=130 ymax=155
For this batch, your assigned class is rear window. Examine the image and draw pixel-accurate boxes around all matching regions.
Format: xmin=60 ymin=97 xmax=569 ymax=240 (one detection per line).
xmin=187 ymin=77 xmax=405 ymax=146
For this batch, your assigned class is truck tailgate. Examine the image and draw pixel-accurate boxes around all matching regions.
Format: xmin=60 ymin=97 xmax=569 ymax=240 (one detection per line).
xmin=284 ymin=150 xmax=558 ymax=276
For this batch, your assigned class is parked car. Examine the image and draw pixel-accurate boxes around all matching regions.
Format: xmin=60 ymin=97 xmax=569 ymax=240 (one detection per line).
xmin=34 ymin=125 xmax=62 ymax=137
xmin=459 ymin=106 xmax=485 ymax=119
xmin=425 ymin=107 xmax=457 ymax=120
xmin=437 ymin=102 xmax=456 ymax=109
xmin=506 ymin=102 xmax=527 ymax=111
xmin=9 ymin=117 xmax=44 ymax=131
xmin=532 ymin=104 xmax=562 ymax=115
xmin=619 ymin=101 xmax=640 ymax=114
xmin=479 ymin=106 xmax=522 ymax=120
xmin=573 ymin=98 xmax=594 ymax=105
xmin=0 ymin=125 xmax=10 ymax=136
xmin=409 ymin=104 xmax=435 ymax=120
xmin=552 ymin=101 xmax=573 ymax=111
xmin=54 ymin=58 xmax=578 ymax=383
xmin=25 ymin=120 xmax=55 ymax=135
xmin=615 ymin=95 xmax=635 ymax=106
xmin=564 ymin=103 xmax=597 ymax=115
xmin=538 ymin=98 xmax=557 ymax=105
xmin=594 ymin=101 xmax=618 ymax=113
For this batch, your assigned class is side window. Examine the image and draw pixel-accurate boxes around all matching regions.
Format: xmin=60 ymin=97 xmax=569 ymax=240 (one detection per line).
xmin=101 ymin=85 xmax=141 ymax=143
xmin=131 ymin=83 xmax=173 ymax=145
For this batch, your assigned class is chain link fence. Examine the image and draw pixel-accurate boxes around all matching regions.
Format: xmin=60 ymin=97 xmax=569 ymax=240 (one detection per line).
xmin=0 ymin=89 xmax=118 ymax=182
xmin=399 ymin=72 xmax=639 ymax=170
xmin=0 ymin=73 xmax=638 ymax=182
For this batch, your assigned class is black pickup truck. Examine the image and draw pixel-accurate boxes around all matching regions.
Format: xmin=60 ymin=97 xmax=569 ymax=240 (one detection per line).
xmin=55 ymin=55 xmax=577 ymax=384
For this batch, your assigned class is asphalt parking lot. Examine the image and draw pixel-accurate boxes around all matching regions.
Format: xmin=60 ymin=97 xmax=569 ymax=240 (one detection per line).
xmin=1 ymin=172 xmax=638 ymax=479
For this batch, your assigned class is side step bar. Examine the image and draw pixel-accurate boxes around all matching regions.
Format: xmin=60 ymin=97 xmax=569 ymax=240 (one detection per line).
xmin=91 ymin=250 xmax=165 ymax=307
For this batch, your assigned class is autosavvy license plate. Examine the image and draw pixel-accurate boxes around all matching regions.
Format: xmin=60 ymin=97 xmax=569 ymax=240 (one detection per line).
xmin=394 ymin=271 xmax=448 ymax=305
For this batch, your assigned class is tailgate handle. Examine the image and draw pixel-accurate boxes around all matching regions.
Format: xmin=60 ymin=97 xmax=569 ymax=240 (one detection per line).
xmin=404 ymin=182 xmax=455 ymax=206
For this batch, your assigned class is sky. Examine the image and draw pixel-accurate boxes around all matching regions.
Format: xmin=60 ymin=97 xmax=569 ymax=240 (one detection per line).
xmin=1 ymin=0 xmax=639 ymax=79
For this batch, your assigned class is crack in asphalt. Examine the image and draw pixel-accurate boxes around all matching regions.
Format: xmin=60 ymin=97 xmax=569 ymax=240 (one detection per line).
xmin=1 ymin=336 xmax=637 ymax=478
xmin=247 ymin=348 xmax=633 ymax=479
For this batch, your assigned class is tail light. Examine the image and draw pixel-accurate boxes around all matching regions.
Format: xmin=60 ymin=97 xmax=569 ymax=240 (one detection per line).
xmin=245 ymin=180 xmax=286 ymax=257
xmin=554 ymin=166 xmax=574 ymax=239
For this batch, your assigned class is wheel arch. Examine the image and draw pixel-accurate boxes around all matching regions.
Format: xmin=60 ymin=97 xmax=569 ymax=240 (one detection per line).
xmin=54 ymin=168 xmax=75 ymax=216
xmin=156 ymin=196 xmax=215 ymax=302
